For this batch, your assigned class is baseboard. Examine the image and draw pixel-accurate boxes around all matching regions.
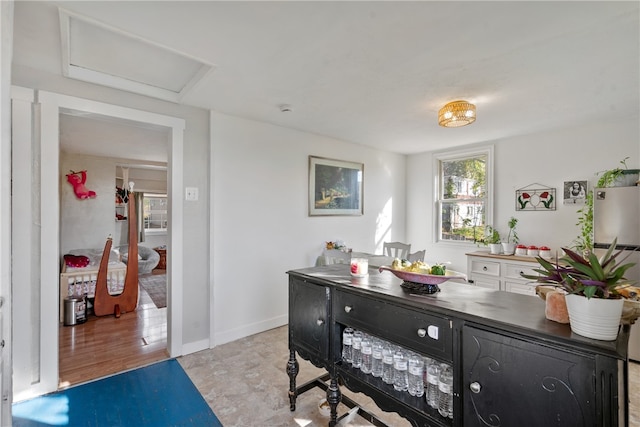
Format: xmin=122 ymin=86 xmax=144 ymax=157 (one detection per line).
xmin=212 ymin=314 xmax=288 ymax=347
xmin=181 ymin=338 xmax=210 ymax=356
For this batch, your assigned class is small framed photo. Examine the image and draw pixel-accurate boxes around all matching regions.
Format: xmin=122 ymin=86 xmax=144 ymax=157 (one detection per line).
xmin=563 ymin=180 xmax=588 ymax=205
xmin=309 ymin=156 xmax=363 ymax=216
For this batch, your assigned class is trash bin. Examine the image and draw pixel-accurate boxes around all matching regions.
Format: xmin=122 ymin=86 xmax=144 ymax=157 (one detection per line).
xmin=64 ymin=296 xmax=87 ymax=326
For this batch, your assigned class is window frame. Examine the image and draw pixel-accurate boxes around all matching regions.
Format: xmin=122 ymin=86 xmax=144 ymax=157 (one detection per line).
xmin=433 ymin=145 xmax=494 ymax=244
xmin=143 ymin=193 xmax=168 ymax=235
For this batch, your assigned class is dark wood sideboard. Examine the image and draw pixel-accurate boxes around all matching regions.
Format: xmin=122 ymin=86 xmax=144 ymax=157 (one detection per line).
xmin=287 ymin=264 xmax=630 ymax=427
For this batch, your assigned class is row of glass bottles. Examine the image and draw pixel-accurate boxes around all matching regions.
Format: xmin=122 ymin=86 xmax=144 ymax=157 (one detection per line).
xmin=342 ymin=327 xmax=453 ymax=420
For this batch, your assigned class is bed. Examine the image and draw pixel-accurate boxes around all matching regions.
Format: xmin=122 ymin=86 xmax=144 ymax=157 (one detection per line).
xmin=59 ymin=248 xmax=127 ymax=322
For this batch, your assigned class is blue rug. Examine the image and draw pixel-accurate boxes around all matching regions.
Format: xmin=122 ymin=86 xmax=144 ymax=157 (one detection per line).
xmin=12 ymin=359 xmax=222 ymax=427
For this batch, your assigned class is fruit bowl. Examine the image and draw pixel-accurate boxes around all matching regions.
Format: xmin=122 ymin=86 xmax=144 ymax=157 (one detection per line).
xmin=379 ymin=266 xmax=467 ymax=284
xmin=378 ymin=266 xmax=467 ymax=294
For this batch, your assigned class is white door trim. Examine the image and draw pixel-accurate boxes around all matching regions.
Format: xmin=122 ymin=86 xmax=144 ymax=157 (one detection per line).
xmin=14 ymin=87 xmax=185 ymax=399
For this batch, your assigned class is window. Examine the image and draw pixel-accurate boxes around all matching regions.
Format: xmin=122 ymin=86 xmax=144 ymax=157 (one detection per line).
xmin=143 ymin=194 xmax=167 ymax=233
xmin=435 ymin=146 xmax=493 ymax=243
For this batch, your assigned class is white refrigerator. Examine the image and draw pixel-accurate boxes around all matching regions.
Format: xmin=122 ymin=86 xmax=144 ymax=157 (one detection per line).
xmin=594 ymin=186 xmax=640 ymax=361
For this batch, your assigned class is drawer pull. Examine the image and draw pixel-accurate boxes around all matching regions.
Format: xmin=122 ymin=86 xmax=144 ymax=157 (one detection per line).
xmin=344 ymin=305 xmax=353 ymax=313
xmin=470 ymin=382 xmax=482 ymax=394
xmin=417 ymin=328 xmax=426 ymax=338
xmin=483 ymin=266 xmax=488 ymax=271
xmin=316 ymin=319 xmax=324 ymax=326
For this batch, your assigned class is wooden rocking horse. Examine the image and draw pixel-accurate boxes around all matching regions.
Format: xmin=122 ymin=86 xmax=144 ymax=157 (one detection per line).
xmin=94 ymin=193 xmax=139 ymax=317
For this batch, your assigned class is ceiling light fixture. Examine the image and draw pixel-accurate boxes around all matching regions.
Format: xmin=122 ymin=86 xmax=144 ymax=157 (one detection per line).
xmin=438 ymin=100 xmax=476 ymax=128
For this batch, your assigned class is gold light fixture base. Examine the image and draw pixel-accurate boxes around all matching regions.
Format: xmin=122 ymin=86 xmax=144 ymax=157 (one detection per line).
xmin=438 ymin=100 xmax=476 ymax=127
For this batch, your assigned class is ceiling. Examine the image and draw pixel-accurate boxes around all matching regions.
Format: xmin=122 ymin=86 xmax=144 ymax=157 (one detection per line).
xmin=12 ymin=1 xmax=640 ymax=156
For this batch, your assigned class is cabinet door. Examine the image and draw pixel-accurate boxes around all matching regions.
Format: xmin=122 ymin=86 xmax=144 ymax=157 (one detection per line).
xmin=462 ymin=325 xmax=597 ymax=427
xmin=289 ymin=277 xmax=330 ymax=367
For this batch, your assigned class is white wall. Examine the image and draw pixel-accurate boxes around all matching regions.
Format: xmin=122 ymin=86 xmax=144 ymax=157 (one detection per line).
xmin=60 ymin=153 xmax=169 ymax=252
xmin=211 ymin=111 xmax=406 ymax=344
xmin=406 ymin=116 xmax=640 ymax=275
xmin=0 ymin=2 xmax=12 ymax=423
xmin=60 ymin=152 xmax=117 ymax=254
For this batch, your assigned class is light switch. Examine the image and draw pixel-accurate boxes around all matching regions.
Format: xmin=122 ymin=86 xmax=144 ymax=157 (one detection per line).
xmin=185 ymin=187 xmax=198 ymax=201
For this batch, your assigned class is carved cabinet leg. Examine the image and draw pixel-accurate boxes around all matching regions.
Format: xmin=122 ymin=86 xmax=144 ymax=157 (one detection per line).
xmin=286 ymin=349 xmax=299 ymax=411
xmin=327 ymin=376 xmax=341 ymax=427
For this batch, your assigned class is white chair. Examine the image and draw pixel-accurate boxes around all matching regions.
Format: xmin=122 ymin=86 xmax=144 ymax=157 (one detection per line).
xmin=383 ymin=242 xmax=411 ymax=259
xmin=408 ymin=250 xmax=426 ymax=263
xmin=323 ymin=249 xmax=352 ymax=265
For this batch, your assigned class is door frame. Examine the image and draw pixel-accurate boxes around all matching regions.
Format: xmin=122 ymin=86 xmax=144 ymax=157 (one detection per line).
xmin=13 ymin=87 xmax=185 ymax=399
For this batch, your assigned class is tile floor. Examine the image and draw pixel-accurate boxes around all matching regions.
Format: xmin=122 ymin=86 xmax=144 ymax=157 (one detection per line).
xmin=179 ymin=325 xmax=640 ymax=427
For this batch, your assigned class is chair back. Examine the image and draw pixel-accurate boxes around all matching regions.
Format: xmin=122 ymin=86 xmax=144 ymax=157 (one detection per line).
xmin=383 ymin=242 xmax=411 ymax=259
xmin=324 ymin=249 xmax=352 ymax=265
xmin=408 ymin=250 xmax=426 ymax=263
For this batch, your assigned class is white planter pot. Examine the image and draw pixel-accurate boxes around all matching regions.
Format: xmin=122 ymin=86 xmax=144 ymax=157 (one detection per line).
xmin=565 ymin=294 xmax=624 ymax=340
xmin=501 ymin=243 xmax=516 ymax=255
xmin=488 ymin=243 xmax=502 ymax=254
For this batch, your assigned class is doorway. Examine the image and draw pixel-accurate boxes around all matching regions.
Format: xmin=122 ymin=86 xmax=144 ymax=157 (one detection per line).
xmin=11 ymin=88 xmax=185 ymax=400
xmin=58 ymin=118 xmax=171 ymax=387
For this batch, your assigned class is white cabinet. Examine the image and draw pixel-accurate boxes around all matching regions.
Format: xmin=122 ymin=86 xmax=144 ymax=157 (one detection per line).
xmin=466 ymin=251 xmax=539 ymax=295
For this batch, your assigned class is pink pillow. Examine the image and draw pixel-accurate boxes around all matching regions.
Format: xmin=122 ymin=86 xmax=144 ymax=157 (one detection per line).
xmin=64 ymin=254 xmax=90 ymax=268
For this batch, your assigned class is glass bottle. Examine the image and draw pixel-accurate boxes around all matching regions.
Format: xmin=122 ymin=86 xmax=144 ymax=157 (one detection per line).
xmin=407 ymin=354 xmax=425 ymax=397
xmin=426 ymin=359 xmax=441 ymax=409
xmin=371 ymin=339 xmax=384 ymax=378
xmin=342 ymin=327 xmax=354 ymax=364
xmin=438 ymin=363 xmax=453 ymax=419
xmin=393 ymin=349 xmax=409 ymax=392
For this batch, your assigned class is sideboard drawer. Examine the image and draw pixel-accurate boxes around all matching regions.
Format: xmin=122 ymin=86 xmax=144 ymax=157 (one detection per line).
xmin=504 ymin=280 xmax=537 ymax=296
xmin=505 ymin=263 xmax=538 ymax=280
xmin=470 ymin=260 xmax=500 ymax=277
xmin=334 ymin=289 xmax=452 ymax=360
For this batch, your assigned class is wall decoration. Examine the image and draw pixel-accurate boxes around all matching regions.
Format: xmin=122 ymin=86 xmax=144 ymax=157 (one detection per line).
xmin=66 ymin=170 xmax=97 ymax=200
xmin=563 ymin=180 xmax=587 ymax=205
xmin=516 ymin=183 xmax=556 ymax=211
xmin=309 ymin=156 xmax=363 ymax=216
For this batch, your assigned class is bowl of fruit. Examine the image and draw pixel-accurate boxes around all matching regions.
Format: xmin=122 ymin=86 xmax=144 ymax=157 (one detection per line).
xmin=379 ymin=259 xmax=467 ymax=294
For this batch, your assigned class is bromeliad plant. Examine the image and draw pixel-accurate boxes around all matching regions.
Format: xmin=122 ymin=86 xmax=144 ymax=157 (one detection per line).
xmin=521 ymin=238 xmax=636 ymax=299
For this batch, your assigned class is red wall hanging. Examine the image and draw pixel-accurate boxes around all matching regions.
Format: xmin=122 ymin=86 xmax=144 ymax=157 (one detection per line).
xmin=66 ymin=170 xmax=97 ymax=199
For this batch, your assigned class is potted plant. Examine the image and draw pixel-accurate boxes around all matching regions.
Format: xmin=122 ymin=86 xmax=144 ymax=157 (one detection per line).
xmin=522 ymin=237 xmax=636 ymax=340
xmin=596 ymin=157 xmax=640 ymax=188
xmin=501 ymin=217 xmax=519 ymax=255
xmin=478 ymin=225 xmax=502 ymax=254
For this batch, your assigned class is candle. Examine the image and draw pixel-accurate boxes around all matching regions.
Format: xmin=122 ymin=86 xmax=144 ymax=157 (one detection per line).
xmin=350 ymin=258 xmax=369 ymax=277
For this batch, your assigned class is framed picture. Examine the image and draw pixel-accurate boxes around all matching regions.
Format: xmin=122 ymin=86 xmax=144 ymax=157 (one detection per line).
xmin=515 ymin=183 xmax=556 ymax=211
xmin=309 ymin=156 xmax=363 ymax=216
xmin=563 ymin=180 xmax=588 ymax=205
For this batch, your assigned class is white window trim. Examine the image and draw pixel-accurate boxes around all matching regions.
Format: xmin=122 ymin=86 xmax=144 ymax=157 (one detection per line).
xmin=144 ymin=193 xmax=168 ymax=234
xmin=433 ymin=144 xmax=494 ymax=245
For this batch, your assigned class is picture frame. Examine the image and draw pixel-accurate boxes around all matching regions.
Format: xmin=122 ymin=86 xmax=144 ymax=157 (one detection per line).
xmin=563 ymin=180 xmax=588 ymax=205
xmin=515 ymin=183 xmax=556 ymax=211
xmin=309 ymin=156 xmax=363 ymax=216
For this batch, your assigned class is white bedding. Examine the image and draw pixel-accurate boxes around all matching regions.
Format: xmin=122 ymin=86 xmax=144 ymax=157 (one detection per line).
xmin=59 ymin=248 xmax=130 ymax=321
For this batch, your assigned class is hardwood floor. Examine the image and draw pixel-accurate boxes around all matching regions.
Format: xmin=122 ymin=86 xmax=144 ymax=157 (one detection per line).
xmin=58 ymin=272 xmax=169 ymax=388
